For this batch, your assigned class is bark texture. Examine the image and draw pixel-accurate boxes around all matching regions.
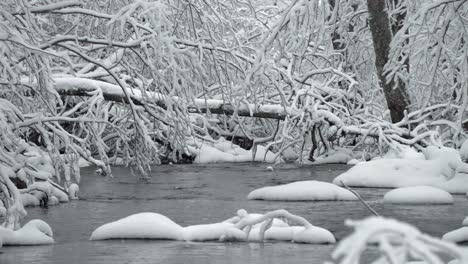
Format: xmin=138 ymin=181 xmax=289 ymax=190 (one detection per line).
xmin=367 ymin=0 xmax=410 ymax=123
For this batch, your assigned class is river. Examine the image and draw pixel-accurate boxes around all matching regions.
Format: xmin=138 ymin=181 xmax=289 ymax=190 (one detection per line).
xmin=1 ymin=163 xmax=467 ymax=263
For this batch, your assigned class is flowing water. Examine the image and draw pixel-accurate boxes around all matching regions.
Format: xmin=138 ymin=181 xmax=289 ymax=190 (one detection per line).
xmin=1 ymin=163 xmax=467 ymax=264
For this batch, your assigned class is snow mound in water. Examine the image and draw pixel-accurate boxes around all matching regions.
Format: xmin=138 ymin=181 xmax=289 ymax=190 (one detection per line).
xmin=334 ymin=156 xmax=468 ymax=194
xmin=90 ymin=210 xmax=335 ymax=244
xmin=443 ymin=227 xmax=468 ymax=243
xmin=90 ymin=212 xmax=184 ymax=240
xmin=247 ymin=181 xmax=358 ymax=201
xmin=463 ymin=216 xmax=468 ymax=226
xmin=383 ymin=186 xmax=453 ymax=204
xmin=0 ymin=220 xmax=54 ymax=246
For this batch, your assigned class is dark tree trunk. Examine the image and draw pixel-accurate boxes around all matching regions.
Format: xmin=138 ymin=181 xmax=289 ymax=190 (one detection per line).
xmin=367 ymin=0 xmax=410 ymax=123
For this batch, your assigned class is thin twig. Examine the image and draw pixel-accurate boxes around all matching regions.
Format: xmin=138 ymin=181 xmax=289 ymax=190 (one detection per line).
xmin=340 ymin=180 xmax=380 ymax=216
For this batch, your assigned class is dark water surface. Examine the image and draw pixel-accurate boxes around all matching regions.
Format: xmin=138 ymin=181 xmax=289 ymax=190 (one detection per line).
xmin=1 ymin=163 xmax=467 ymax=264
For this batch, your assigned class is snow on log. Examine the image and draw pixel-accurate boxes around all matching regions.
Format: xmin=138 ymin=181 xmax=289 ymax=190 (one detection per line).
xmin=53 ymin=77 xmax=289 ymax=120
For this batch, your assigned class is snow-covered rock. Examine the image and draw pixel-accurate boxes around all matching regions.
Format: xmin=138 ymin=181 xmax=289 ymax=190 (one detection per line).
xmin=443 ymin=227 xmax=468 ymax=243
xmin=312 ymin=149 xmax=354 ymax=164
xmin=90 ymin=213 xmax=184 ymax=241
xmin=190 ymin=137 xmax=277 ymax=163
xmin=48 ymin=196 xmax=60 ymax=206
xmin=383 ymin=186 xmax=453 ymax=204
xmin=247 ymin=181 xmax=358 ymax=201
xmin=333 ymin=158 xmax=468 ymax=194
xmin=0 ymin=219 xmax=54 ymax=246
xmin=68 ymin=183 xmax=79 ymax=200
xmin=463 ymin=216 xmax=468 ymax=226
xmin=20 ymin=193 xmax=40 ymax=207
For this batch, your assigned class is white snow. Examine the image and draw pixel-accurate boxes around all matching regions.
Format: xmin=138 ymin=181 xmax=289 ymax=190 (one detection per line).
xmin=182 ymin=223 xmax=246 ymax=241
xmin=0 ymin=200 xmax=6 ymax=217
xmin=384 ymin=145 xmax=425 ymax=160
xmin=0 ymin=220 xmax=54 ymax=246
xmin=333 ymin=148 xmax=468 ymax=194
xmin=192 ymin=138 xmax=277 ymax=163
xmin=90 ymin=213 xmax=184 ymax=240
xmin=20 ymin=193 xmax=40 ymax=207
xmin=333 ymin=217 xmax=467 ymax=264
xmin=90 ymin=210 xmax=335 ymax=244
xmin=245 ymin=225 xmax=335 ymax=243
xmin=383 ymin=186 xmax=453 ymax=204
xmin=247 ymin=181 xmax=358 ymax=201
xmin=68 ymin=183 xmax=79 ymax=200
xmin=463 ymin=216 xmax=468 ymax=226
xmin=48 ymin=196 xmax=60 ymax=206
xmin=312 ymin=150 xmax=353 ymax=165
xmin=346 ymin=159 xmax=361 ymax=165
xmin=443 ymin=227 xmax=468 ymax=243
xmin=21 ymin=181 xmax=69 ymax=203
xmin=459 ymin=139 xmax=468 ymax=162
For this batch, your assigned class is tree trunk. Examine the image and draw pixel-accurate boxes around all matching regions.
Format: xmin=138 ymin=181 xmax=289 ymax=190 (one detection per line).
xmin=367 ymin=0 xmax=410 ymax=123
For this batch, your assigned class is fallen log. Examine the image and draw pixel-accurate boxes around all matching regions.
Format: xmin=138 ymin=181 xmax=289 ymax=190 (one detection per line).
xmin=53 ymin=77 xmax=288 ymax=120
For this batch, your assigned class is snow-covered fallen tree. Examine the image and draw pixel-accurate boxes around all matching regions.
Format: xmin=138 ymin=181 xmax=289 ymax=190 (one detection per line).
xmin=90 ymin=209 xmax=335 ymax=244
xmin=332 ymin=217 xmax=468 ymax=264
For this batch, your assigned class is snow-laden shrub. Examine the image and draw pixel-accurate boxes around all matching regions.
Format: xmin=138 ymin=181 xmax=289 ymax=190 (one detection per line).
xmin=332 ymin=217 xmax=468 ymax=264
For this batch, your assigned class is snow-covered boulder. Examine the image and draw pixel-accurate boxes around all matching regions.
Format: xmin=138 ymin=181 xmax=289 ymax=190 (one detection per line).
xmin=20 ymin=193 xmax=40 ymax=207
xmin=311 ymin=149 xmax=354 ymax=164
xmin=189 ymin=137 xmax=277 ymax=163
xmin=463 ymin=216 xmax=468 ymax=226
xmin=0 ymin=219 xmax=54 ymax=246
xmin=21 ymin=181 xmax=69 ymax=203
xmin=443 ymin=227 xmax=468 ymax=243
xmin=90 ymin=213 xmax=184 ymax=241
xmin=247 ymin=181 xmax=358 ymax=201
xmin=333 ymin=158 xmax=468 ymax=194
xmin=383 ymin=186 xmax=453 ymax=204
xmin=68 ymin=183 xmax=79 ymax=200
xmin=48 ymin=196 xmax=60 ymax=206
